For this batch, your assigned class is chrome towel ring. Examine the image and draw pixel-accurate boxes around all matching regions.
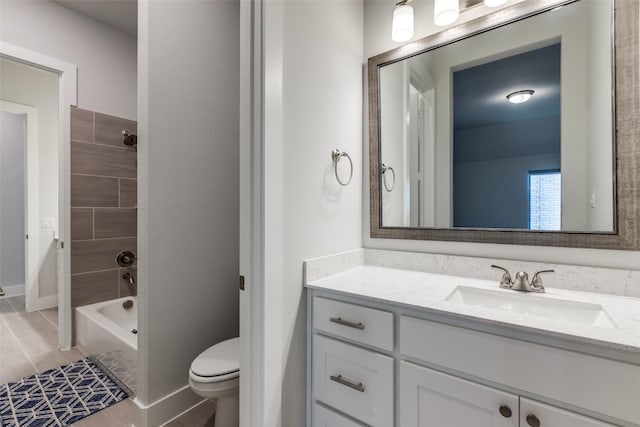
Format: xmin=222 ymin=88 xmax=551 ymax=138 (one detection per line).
xmin=381 ymin=163 xmax=396 ymax=192
xmin=331 ymin=149 xmax=353 ymax=186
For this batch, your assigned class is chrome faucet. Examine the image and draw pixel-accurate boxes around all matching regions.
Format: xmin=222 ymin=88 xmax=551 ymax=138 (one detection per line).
xmin=491 ymin=265 xmax=554 ymax=293
xmin=122 ymin=272 xmax=137 ymax=296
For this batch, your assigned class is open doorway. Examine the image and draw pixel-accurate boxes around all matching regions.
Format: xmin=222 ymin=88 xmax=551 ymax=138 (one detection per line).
xmin=0 ymin=45 xmax=77 ymax=351
xmin=1 ymin=58 xmax=59 ymax=314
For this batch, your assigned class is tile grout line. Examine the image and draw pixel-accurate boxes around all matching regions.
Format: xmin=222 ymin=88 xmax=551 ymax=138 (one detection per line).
xmin=72 ymin=139 xmax=137 ymax=152
xmin=71 ymin=235 xmax=137 ymax=243
xmin=5 ymin=295 xmax=24 ymax=313
xmin=71 ymin=172 xmax=136 ymax=180
xmin=1 ymin=315 xmax=39 ymax=375
xmin=38 ymin=310 xmax=58 ymax=330
xmin=71 ymin=267 xmax=132 ymax=277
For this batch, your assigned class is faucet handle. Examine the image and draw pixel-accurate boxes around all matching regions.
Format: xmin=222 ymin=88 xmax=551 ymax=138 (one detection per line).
xmin=491 ymin=265 xmax=513 ymax=288
xmin=531 ymin=269 xmax=555 ymax=291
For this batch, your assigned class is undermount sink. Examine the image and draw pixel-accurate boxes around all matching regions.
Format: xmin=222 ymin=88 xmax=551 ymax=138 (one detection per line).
xmin=445 ymin=286 xmax=617 ymax=329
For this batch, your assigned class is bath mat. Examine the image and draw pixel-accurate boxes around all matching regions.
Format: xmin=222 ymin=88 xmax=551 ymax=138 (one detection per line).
xmin=0 ymin=358 xmax=128 ymax=427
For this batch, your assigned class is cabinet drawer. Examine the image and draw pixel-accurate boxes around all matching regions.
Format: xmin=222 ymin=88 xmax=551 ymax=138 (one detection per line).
xmin=520 ymin=398 xmax=616 ymax=427
xmin=400 ymin=361 xmax=518 ymax=427
xmin=313 ymin=296 xmax=393 ymax=351
xmin=400 ymin=315 xmax=640 ymax=425
xmin=313 ymin=334 xmax=393 ymax=426
xmin=313 ymin=403 xmax=367 ymax=427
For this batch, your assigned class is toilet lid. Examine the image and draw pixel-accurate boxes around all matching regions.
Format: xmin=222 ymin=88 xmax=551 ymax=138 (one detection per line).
xmin=190 ymin=337 xmax=240 ymax=379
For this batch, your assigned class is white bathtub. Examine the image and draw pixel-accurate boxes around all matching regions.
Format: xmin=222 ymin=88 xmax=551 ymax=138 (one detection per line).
xmin=76 ymin=296 xmax=138 ymax=393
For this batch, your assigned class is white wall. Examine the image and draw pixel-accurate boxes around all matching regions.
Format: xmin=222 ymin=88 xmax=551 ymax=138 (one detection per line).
xmin=0 ymin=0 xmax=137 ymax=119
xmin=263 ymin=0 xmax=363 ymax=424
xmin=363 ymin=0 xmax=640 ymax=270
xmin=0 ymin=111 xmax=25 ymax=287
xmin=136 ymin=0 xmax=239 ymax=421
xmin=0 ymin=59 xmax=59 ymax=298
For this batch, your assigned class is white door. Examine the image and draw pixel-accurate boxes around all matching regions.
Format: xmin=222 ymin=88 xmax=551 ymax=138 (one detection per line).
xmin=520 ymin=398 xmax=616 ymax=427
xmin=399 ymin=361 xmax=518 ymax=427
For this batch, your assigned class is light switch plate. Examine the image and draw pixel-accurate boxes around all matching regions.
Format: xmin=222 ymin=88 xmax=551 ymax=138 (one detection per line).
xmin=41 ymin=217 xmax=56 ymax=228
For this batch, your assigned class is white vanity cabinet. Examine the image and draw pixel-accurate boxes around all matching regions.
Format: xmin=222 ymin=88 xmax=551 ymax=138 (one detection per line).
xmin=308 ymin=290 xmax=639 ymax=427
xmin=310 ymin=297 xmax=395 ymax=426
xmin=399 ymin=361 xmax=616 ymax=427
xmin=399 ymin=361 xmax=518 ymax=427
xmin=313 ymin=403 xmax=367 ymax=427
xmin=519 ymin=399 xmax=617 ymax=427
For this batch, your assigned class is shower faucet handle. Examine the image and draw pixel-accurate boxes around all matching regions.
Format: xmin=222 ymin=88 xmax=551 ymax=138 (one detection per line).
xmin=122 ymin=129 xmax=137 ymax=148
xmin=117 ymin=250 xmax=136 ymax=267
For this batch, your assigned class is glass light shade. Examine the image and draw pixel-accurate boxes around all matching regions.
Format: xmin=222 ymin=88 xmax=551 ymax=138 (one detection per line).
xmin=484 ymin=0 xmax=509 ymax=7
xmin=392 ymin=4 xmax=414 ymax=42
xmin=507 ymin=90 xmax=534 ymax=104
xmin=434 ymin=0 xmax=459 ymax=27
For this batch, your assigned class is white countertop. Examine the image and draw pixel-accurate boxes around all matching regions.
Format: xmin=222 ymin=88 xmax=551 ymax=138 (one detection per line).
xmin=306 ymin=265 xmax=640 ymax=355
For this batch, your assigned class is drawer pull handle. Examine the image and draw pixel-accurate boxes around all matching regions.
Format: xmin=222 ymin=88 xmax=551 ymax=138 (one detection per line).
xmin=330 ymin=374 xmax=365 ymax=392
xmin=498 ymin=405 xmax=512 ymax=418
xmin=526 ymin=414 xmax=541 ymax=427
xmin=329 ymin=317 xmax=365 ymax=330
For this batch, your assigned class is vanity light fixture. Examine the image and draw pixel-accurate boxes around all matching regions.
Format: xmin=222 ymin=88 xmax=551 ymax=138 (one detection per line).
xmin=392 ymin=0 xmax=414 ymax=42
xmin=507 ymin=89 xmax=535 ymax=104
xmin=434 ymin=0 xmax=460 ymax=27
xmin=391 ymin=0 xmax=413 ymax=43
xmin=484 ymin=0 xmax=509 ymax=7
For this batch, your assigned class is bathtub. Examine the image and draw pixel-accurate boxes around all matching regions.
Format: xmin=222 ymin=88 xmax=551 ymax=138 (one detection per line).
xmin=76 ymin=296 xmax=138 ymax=394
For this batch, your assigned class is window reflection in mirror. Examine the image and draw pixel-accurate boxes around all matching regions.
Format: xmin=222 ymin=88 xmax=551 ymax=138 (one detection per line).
xmin=378 ymin=0 xmax=613 ymax=232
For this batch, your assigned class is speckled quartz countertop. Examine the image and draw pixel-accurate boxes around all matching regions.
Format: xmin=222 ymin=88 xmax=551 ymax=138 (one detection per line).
xmin=306 ymin=265 xmax=640 ymax=357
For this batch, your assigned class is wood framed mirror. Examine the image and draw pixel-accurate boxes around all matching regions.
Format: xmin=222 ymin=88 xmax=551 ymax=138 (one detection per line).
xmin=368 ymin=0 xmax=639 ymax=249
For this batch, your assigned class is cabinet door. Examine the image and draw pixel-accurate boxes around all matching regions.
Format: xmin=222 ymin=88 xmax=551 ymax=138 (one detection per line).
xmin=313 ymin=403 xmax=366 ymax=427
xmin=313 ymin=335 xmax=393 ymax=426
xmin=400 ymin=361 xmax=518 ymax=427
xmin=520 ymin=398 xmax=616 ymax=427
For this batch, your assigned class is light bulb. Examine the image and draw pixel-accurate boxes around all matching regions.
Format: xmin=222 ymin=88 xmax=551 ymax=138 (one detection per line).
xmin=434 ymin=0 xmax=460 ymax=27
xmin=392 ymin=3 xmax=414 ymax=43
xmin=484 ymin=0 xmax=509 ymax=7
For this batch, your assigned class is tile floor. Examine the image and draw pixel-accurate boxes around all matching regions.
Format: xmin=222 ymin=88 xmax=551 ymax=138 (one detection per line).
xmin=0 ymin=295 xmax=215 ymax=427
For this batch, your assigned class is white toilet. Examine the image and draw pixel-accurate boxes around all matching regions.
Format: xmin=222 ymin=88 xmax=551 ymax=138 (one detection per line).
xmin=189 ymin=337 xmax=240 ymax=427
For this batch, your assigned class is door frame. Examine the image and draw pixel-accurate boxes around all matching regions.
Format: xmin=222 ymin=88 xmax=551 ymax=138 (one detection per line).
xmin=0 ymin=101 xmax=45 ymax=311
xmin=0 ymin=42 xmax=77 ymax=350
xmin=239 ymin=0 xmax=268 ymax=425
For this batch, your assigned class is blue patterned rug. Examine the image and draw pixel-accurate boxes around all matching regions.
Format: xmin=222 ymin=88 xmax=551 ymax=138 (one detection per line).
xmin=0 ymin=358 xmax=128 ymax=427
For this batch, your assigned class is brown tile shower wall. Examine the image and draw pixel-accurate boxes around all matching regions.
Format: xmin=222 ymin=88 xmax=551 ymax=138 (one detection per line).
xmin=70 ymin=107 xmax=137 ymax=308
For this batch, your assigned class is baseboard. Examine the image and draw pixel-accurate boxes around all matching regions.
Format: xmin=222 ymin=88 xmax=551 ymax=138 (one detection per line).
xmin=132 ymin=385 xmax=202 ymax=427
xmin=0 ymin=284 xmax=25 ymax=298
xmin=26 ymin=295 xmax=57 ymax=312
xmin=160 ymin=398 xmax=211 ymax=426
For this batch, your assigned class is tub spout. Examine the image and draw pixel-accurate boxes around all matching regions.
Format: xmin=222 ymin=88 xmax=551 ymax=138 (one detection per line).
xmin=122 ymin=272 xmax=137 ymax=296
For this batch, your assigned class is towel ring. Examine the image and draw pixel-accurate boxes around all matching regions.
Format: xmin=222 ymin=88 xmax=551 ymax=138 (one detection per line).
xmin=331 ymin=149 xmax=353 ymax=186
xmin=381 ymin=163 xmax=396 ymax=192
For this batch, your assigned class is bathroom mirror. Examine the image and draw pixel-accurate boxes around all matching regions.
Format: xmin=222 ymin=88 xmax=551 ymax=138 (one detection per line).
xmin=369 ymin=0 xmax=640 ymax=249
